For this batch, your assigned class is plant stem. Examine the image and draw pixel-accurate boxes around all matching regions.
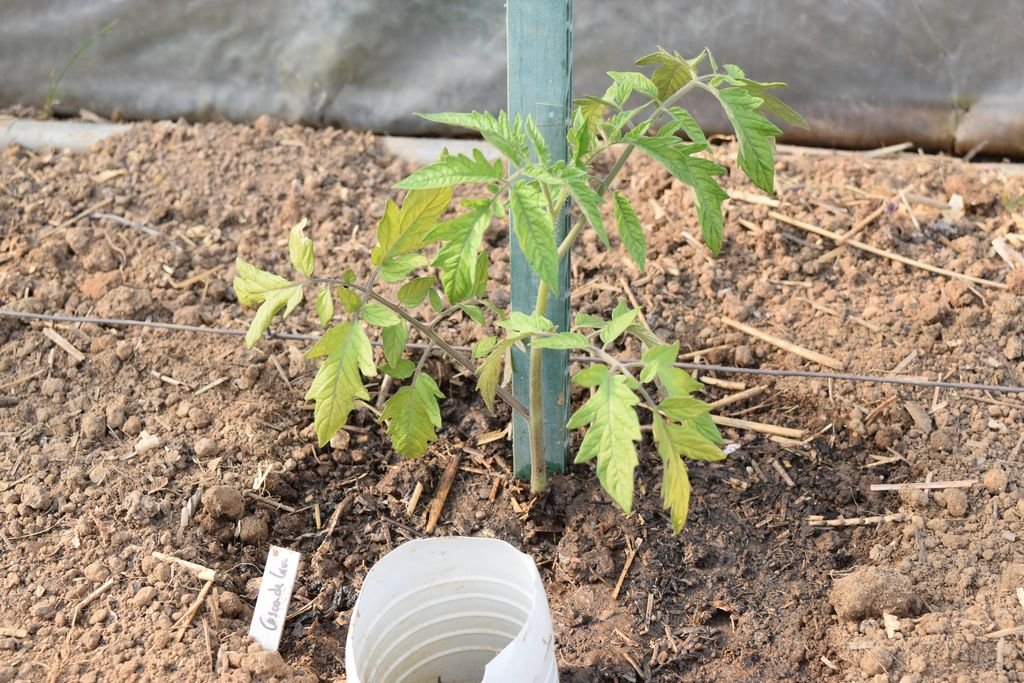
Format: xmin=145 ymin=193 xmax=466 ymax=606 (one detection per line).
xmin=528 ymin=280 xmax=551 ymax=494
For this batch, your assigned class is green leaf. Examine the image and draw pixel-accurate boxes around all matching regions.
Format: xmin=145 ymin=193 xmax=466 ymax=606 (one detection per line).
xmin=572 ymin=363 xmax=609 ymax=388
xmin=574 ymin=312 xmax=606 ymax=330
xmin=381 ymin=322 xmax=407 ymax=367
xmin=508 ymin=182 xmax=560 ymax=294
xmin=607 ymin=71 xmax=659 ymax=100
xmin=379 ymin=254 xmax=429 ymax=283
xmin=635 ymin=47 xmax=695 ymax=100
xmin=305 ymin=321 xmax=376 ymax=446
xmin=659 ymin=396 xmax=712 ymax=421
xmin=717 ymin=87 xmax=783 ymax=194
xmin=602 ymin=81 xmax=631 ymax=109
xmin=288 ymin=218 xmax=315 ymax=277
xmin=664 ymin=420 xmax=725 ymax=462
xmin=657 ymin=366 xmax=704 ymax=398
xmin=476 ymin=345 xmax=508 ymax=412
xmin=652 ymin=414 xmax=692 ymax=533
xmin=532 ymin=332 xmax=590 ymax=350
xmin=245 ymin=286 xmax=303 ymax=348
xmin=612 ymin=191 xmax=645 ymax=270
xmin=525 ymin=161 xmax=608 ymax=248
xmin=640 ymin=342 xmax=679 ymax=383
xmin=472 ymin=336 xmax=498 ymax=359
xmin=315 ymin=288 xmax=334 ymax=327
xmin=337 ymin=285 xmax=361 ymax=313
xmin=371 ymin=187 xmax=451 ymax=267
xmin=525 ymin=116 xmax=551 ymax=164
xmin=418 ymin=111 xmax=527 ymax=165
xmin=575 ymin=95 xmax=611 ymax=129
xmin=569 ymin=109 xmax=595 ymax=164
xmin=663 ymin=107 xmax=708 ymax=147
xmin=427 ymin=287 xmax=444 ymax=313
xmin=568 ymin=373 xmax=641 ymax=514
xmin=397 ymin=277 xmax=435 ymax=307
xmin=459 ymin=303 xmax=486 ymax=326
xmin=692 ymin=412 xmax=725 ymax=445
xmin=599 ymin=301 xmax=639 ymax=345
xmin=394 ymin=149 xmax=504 ymax=190
xmin=381 ymin=358 xmax=415 ymax=379
xmin=728 ymin=78 xmax=807 ymax=129
xmin=603 ymin=108 xmax=644 ymax=143
xmin=381 ymin=374 xmax=445 ymax=458
xmin=473 ymin=251 xmax=489 ymax=298
xmin=724 ymin=63 xmax=745 ymax=80
xmin=233 ymin=258 xmax=295 ymax=308
xmin=626 ymin=322 xmax=663 ymax=349
xmin=629 ymin=132 xmax=728 ymax=254
xmin=362 ymin=302 xmax=400 ymax=328
xmin=497 ymin=311 xmax=554 ymax=336
xmin=233 ymin=259 xmax=303 ymax=348
xmin=429 ymin=201 xmax=494 ymax=304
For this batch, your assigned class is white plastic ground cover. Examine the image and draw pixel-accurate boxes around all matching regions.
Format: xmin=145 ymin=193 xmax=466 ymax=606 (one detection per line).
xmin=345 ymin=537 xmax=558 ymax=683
xmin=1 ymin=1 xmax=1023 ymax=155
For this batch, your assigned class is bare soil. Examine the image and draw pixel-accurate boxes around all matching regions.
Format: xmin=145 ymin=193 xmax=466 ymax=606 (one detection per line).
xmin=2 ymin=114 xmax=1024 ymax=682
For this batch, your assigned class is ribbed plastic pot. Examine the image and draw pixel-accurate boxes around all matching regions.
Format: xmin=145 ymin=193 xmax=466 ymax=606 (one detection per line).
xmin=345 ymin=536 xmax=558 ymax=683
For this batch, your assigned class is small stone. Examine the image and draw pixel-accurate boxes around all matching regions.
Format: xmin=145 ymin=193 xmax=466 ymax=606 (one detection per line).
xmin=188 ymin=408 xmax=211 ymax=428
xmin=80 ymin=629 xmax=102 ymax=651
xmin=79 ymin=270 xmax=123 ymax=300
xmin=860 ymin=646 xmax=893 ymax=676
xmin=133 ymin=586 xmax=158 ymax=608
xmin=899 ymin=675 xmax=923 ymax=683
xmin=149 ymin=562 xmax=171 ymax=584
xmin=122 ymin=416 xmax=143 ymax=436
xmin=114 ymin=340 xmax=135 ymax=361
xmin=939 ymin=488 xmax=969 ymax=517
xmin=928 ymin=429 xmax=956 ymax=452
xmin=218 ymin=591 xmax=244 ymax=618
xmin=329 ymin=429 xmax=350 ymax=450
xmin=1004 ymin=336 xmax=1024 ymax=361
xmin=1008 ymin=268 xmax=1024 ymax=296
xmin=81 ymin=413 xmax=106 ymax=440
xmin=175 ymin=400 xmax=192 ymax=418
xmin=40 ymin=377 xmax=65 ymax=397
xmin=83 ymin=560 xmax=111 ymax=583
xmin=193 ymin=437 xmax=218 ymax=458
xmin=20 ymin=484 xmax=51 ymax=511
xmin=87 ymin=607 xmax=109 ymax=626
xmin=829 ymin=567 xmax=917 ymax=621
xmin=202 ymin=486 xmax=245 ymax=520
xmin=982 ymin=465 xmax=1009 ymax=493
xmin=94 ymin=285 xmax=153 ymax=319
xmin=29 ymin=598 xmax=56 ymax=619
xmin=239 ymin=516 xmax=269 ymax=546
xmin=733 ymin=345 xmax=755 ymax=367
xmin=898 ymin=485 xmax=929 ymax=508
xmin=105 ymin=404 xmax=125 ymax=430
xmin=241 ymin=650 xmax=290 ymax=677
xmin=943 ymin=279 xmax=973 ymax=308
xmin=917 ymin=299 xmax=951 ymax=325
xmin=135 ymin=430 xmax=161 ymax=455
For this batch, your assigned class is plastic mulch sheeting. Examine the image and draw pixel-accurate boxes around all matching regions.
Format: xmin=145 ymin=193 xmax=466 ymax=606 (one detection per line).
xmin=1 ymin=0 xmax=1021 ymax=156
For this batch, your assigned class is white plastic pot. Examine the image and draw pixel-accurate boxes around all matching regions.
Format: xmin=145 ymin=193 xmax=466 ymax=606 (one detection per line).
xmin=345 ymin=537 xmax=558 ymax=683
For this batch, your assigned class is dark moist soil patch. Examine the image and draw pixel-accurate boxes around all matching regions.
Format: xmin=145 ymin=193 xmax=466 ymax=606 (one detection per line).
xmin=2 ymin=115 xmax=1024 ymax=682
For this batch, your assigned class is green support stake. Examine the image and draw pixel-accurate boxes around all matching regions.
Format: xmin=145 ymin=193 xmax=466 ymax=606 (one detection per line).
xmin=507 ymin=0 xmax=573 ymax=481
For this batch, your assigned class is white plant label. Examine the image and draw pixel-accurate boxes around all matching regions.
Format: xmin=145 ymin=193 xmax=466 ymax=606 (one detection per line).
xmin=248 ymin=545 xmax=301 ymax=651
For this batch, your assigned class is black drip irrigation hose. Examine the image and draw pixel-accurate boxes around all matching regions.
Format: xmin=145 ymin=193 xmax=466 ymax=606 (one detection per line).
xmin=2 ymin=309 xmax=1024 ymax=395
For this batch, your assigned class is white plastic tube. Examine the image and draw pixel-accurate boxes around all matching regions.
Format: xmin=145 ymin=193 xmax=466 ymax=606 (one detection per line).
xmin=345 ymin=537 xmax=558 ymax=683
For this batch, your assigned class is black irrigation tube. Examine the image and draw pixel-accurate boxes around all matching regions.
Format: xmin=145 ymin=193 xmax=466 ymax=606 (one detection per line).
xmin=3 ymin=309 xmax=1024 ymax=395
